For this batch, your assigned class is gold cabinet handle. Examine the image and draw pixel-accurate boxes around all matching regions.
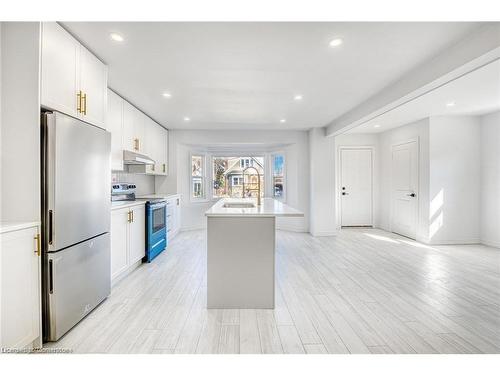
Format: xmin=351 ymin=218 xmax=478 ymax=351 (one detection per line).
xmin=34 ymin=234 xmax=41 ymax=256
xmin=127 ymin=210 xmax=131 ymax=223
xmin=163 ymin=163 xmax=166 ymax=173
xmin=131 ymin=210 xmax=134 ymax=222
xmin=77 ymin=90 xmax=82 ymax=113
xmin=82 ymin=92 xmax=87 ymax=115
xmin=134 ymin=138 xmax=139 ymax=151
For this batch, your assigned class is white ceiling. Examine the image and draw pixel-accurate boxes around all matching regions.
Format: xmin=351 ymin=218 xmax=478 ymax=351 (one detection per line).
xmin=347 ymin=59 xmax=500 ymax=134
xmin=62 ymin=22 xmax=481 ymax=130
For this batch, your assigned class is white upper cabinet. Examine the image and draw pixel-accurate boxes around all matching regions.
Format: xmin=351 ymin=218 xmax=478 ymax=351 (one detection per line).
xmin=41 ymin=22 xmax=108 ymax=129
xmin=105 ymin=90 xmax=168 ymax=174
xmin=106 ymin=89 xmax=124 ymax=171
xmin=79 ymin=47 xmax=107 ymax=127
xmin=133 ymin=108 xmax=146 ymax=153
xmin=41 ymin=22 xmax=80 ymax=118
xmin=122 ymin=100 xmax=136 ymax=152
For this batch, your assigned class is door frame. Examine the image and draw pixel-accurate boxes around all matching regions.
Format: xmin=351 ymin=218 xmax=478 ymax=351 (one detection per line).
xmin=337 ymin=146 xmax=375 ymax=228
xmin=390 ymin=137 xmax=420 ymax=239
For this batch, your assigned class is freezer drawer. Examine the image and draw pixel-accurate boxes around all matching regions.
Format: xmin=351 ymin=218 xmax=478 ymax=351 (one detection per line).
xmin=44 ymin=233 xmax=110 ymax=341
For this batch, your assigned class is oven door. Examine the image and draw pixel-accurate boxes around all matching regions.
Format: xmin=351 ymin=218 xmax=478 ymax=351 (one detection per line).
xmin=151 ymin=202 xmax=167 ymax=234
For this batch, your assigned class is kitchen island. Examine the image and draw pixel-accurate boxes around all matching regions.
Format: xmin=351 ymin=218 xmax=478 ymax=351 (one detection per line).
xmin=205 ymin=198 xmax=303 ymax=309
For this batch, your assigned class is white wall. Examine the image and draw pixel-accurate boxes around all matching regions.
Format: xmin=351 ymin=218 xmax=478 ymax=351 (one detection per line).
xmin=479 ymin=111 xmax=500 ymax=247
xmin=308 ymin=128 xmax=336 ymax=236
xmin=334 ymin=133 xmax=379 ymax=229
xmin=156 ymin=129 xmax=310 ymax=232
xmin=428 ymin=116 xmax=481 ymax=244
xmin=0 ymin=22 xmax=41 ymax=222
xmin=377 ymin=118 xmax=430 ymax=242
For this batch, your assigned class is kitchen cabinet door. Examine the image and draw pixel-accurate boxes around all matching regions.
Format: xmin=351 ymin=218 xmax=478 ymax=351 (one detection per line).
xmin=133 ymin=108 xmax=147 ymax=154
xmin=111 ymin=209 xmax=129 ymax=280
xmin=107 ymin=89 xmax=124 ymax=171
xmin=144 ymin=118 xmax=158 ymax=174
xmin=122 ymin=101 xmax=136 ymax=152
xmin=79 ymin=46 xmax=107 ymax=128
xmin=1 ymin=226 xmax=41 ymax=349
xmin=129 ymin=205 xmax=146 ymax=264
xmin=41 ymin=22 xmax=80 ymax=117
xmin=161 ymin=128 xmax=169 ymax=175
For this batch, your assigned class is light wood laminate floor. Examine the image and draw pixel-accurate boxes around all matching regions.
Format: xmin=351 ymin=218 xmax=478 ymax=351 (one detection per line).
xmin=46 ymin=228 xmax=500 ymax=354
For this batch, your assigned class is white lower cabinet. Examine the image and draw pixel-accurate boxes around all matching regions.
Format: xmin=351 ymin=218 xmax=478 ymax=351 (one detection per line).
xmin=0 ymin=224 xmax=42 ymax=349
xmin=110 ymin=204 xmax=145 ymax=283
xmin=129 ymin=205 xmax=146 ymax=264
xmin=167 ymin=195 xmax=181 ymax=240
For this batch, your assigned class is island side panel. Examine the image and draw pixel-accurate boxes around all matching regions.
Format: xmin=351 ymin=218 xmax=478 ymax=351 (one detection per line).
xmin=207 ymin=216 xmax=275 ymax=309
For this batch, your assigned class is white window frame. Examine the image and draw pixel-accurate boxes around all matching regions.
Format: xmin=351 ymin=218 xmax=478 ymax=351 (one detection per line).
xmin=190 ymin=152 xmax=209 ymax=202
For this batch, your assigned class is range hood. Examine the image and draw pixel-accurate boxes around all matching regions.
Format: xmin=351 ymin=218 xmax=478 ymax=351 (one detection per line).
xmin=123 ymin=150 xmax=155 ymax=165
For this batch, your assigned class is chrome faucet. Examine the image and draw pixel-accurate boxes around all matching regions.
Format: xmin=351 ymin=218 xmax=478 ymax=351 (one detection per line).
xmin=242 ymin=166 xmax=261 ymax=206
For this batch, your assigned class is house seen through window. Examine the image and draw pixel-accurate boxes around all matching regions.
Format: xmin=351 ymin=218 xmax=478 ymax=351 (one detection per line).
xmin=213 ymin=156 xmax=265 ymax=199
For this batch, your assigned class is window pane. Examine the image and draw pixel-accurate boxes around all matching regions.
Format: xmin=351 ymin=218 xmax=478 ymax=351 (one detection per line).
xmin=272 ymin=154 xmax=284 ymax=198
xmin=192 ymin=155 xmax=204 ymax=198
xmin=212 ymin=156 xmax=264 ymax=198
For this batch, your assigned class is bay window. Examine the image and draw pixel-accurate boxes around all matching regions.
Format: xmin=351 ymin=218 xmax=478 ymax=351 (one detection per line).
xmin=190 ymin=152 xmax=286 ymax=202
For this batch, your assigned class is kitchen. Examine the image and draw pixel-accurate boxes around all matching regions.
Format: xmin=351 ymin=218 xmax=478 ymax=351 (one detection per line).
xmin=1 ymin=7 xmax=500 ymax=374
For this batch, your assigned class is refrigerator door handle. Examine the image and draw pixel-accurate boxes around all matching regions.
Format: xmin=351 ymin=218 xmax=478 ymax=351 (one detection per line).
xmin=49 ymin=259 xmax=54 ymax=294
xmin=48 ymin=210 xmax=54 ymax=245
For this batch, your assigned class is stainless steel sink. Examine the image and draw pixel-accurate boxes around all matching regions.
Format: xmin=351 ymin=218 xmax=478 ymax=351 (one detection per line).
xmin=222 ymin=202 xmax=256 ymax=208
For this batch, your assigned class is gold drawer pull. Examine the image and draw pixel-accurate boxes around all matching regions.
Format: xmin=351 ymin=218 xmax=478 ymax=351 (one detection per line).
xmin=34 ymin=234 xmax=41 ymax=256
xmin=77 ymin=91 xmax=82 ymax=113
xmin=82 ymin=93 xmax=87 ymax=115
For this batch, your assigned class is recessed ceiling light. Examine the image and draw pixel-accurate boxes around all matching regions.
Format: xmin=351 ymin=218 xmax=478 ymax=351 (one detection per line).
xmin=374 ymin=125 xmax=381 ymax=128
xmin=183 ymin=117 xmax=190 ymax=122
xmin=162 ymin=92 xmax=172 ymax=98
xmin=110 ymin=33 xmax=124 ymax=42
xmin=329 ymin=38 xmax=343 ymax=47
xmin=280 ymin=119 xmax=286 ymax=123
xmin=294 ymin=94 xmax=303 ymax=101
xmin=446 ymin=101 xmax=456 ymax=107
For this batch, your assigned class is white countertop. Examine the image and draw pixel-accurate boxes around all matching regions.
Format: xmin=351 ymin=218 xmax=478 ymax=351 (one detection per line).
xmin=205 ymin=198 xmax=304 ymax=217
xmin=111 ymin=200 xmax=146 ymax=210
xmin=0 ymin=221 xmax=40 ymax=234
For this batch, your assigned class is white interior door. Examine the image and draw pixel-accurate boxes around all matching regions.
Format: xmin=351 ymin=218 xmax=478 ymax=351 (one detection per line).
xmin=340 ymin=148 xmax=373 ymax=226
xmin=391 ymin=140 xmax=419 ymax=239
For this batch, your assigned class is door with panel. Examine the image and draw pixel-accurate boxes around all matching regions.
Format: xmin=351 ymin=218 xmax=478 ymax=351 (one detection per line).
xmin=41 ymin=22 xmax=79 ymax=117
xmin=129 ymin=205 xmax=146 ymax=264
xmin=106 ymin=90 xmax=124 ymax=171
xmin=110 ymin=209 xmax=129 ymax=279
xmin=340 ymin=148 xmax=373 ymax=226
xmin=391 ymin=140 xmax=419 ymax=239
xmin=79 ymin=46 xmax=107 ymax=128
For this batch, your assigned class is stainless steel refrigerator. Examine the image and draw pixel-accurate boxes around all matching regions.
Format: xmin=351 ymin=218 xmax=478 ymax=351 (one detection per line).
xmin=41 ymin=111 xmax=111 ymax=341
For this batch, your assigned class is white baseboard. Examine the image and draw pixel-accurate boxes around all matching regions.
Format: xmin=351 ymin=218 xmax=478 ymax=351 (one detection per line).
xmin=181 ymin=225 xmax=206 ymax=231
xmin=480 ymin=238 xmax=500 ymax=248
xmin=427 ymin=238 xmax=481 ymax=245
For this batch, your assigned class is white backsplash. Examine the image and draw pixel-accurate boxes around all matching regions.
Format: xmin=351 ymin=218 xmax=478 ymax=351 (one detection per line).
xmin=112 ymin=172 xmax=155 ymax=196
